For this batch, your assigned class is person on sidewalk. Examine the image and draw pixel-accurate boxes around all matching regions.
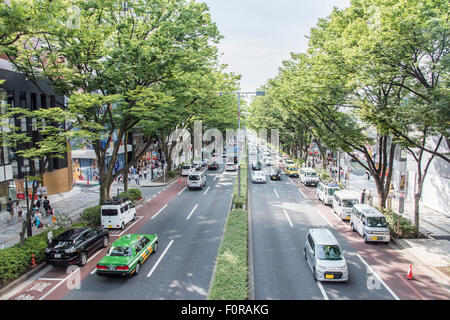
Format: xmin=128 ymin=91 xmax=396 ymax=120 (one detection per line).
xmin=361 ymin=189 xmax=366 ymax=204
xmin=6 ymin=198 xmax=14 ymax=222
xmin=43 ymin=196 xmax=52 ymax=217
xmin=34 ymin=209 xmax=42 ymax=230
xmin=14 ymin=200 xmax=23 ymax=222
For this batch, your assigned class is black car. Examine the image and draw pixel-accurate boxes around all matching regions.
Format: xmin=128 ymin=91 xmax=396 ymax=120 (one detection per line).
xmin=270 ymin=169 xmax=282 ymax=180
xmin=252 ymin=161 xmax=262 ymax=170
xmin=45 ymin=227 xmax=109 ymax=267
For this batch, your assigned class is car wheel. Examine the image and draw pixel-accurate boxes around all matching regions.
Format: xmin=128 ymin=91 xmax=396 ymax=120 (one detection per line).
xmin=102 ymin=236 xmax=109 ymax=248
xmin=121 ymin=222 xmax=125 ymax=230
xmin=79 ymin=252 xmax=87 ymax=267
xmin=134 ymin=263 xmax=140 ymax=275
xmin=363 ymin=234 xmax=368 ymax=243
xmin=313 ymin=267 xmax=317 ymax=281
xmin=303 ymin=248 xmax=307 ymax=260
xmin=132 ymin=213 xmax=136 ymax=221
xmin=351 ymin=223 xmax=355 ymax=232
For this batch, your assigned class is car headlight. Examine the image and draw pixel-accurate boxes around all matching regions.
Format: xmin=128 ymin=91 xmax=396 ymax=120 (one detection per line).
xmin=366 ymin=230 xmax=373 ymax=234
xmin=65 ymin=248 xmax=77 ymax=254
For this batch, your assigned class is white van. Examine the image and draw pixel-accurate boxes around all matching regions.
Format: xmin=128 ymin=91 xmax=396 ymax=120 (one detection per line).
xmin=332 ymin=191 xmax=360 ymax=221
xmin=316 ymin=182 xmax=341 ymax=205
xmin=304 ymin=228 xmax=348 ymax=282
xmin=300 ymin=168 xmax=319 ymax=186
xmin=188 ymin=171 xmax=207 ymax=190
xmin=182 ymin=164 xmax=194 ymax=176
xmin=350 ymin=204 xmax=390 ymax=243
xmin=101 ymin=197 xmax=136 ymax=230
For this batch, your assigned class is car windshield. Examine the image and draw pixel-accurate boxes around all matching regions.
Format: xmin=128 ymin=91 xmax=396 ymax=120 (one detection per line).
xmin=317 ymin=245 xmax=343 ymax=260
xmin=102 ymin=209 xmax=118 ymax=216
xmin=367 ymin=217 xmax=388 ymax=228
xmin=342 ymin=199 xmax=359 ymax=207
xmin=327 ymin=188 xmax=338 ymax=196
xmin=108 ymin=246 xmax=133 ymax=257
xmin=51 ymin=240 xmax=73 ymax=249
xmin=189 ymin=175 xmax=200 ymax=181
xmin=306 ymin=172 xmax=318 ymax=177
xmin=182 ymin=166 xmax=191 ymax=170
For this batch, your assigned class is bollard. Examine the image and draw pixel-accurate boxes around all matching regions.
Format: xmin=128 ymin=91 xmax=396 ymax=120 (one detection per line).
xmin=399 ymin=193 xmax=404 ymax=214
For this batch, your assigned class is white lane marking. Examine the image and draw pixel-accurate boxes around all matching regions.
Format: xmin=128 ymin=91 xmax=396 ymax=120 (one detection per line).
xmin=356 ymin=254 xmax=400 ymax=300
xmin=147 ymin=240 xmax=174 ymax=277
xmin=283 ymin=209 xmax=294 ymax=228
xmin=146 ymin=199 xmax=151 ymax=202
xmin=273 ymin=189 xmax=279 ymax=199
xmin=288 ymin=177 xmax=293 ymax=184
xmin=39 ymin=268 xmax=81 ymax=300
xmin=38 ymin=278 xmax=64 ymax=282
xmin=214 ymin=175 xmax=218 ymax=181
xmin=177 ymin=186 xmax=187 ymax=195
xmin=316 ymin=209 xmax=334 ymax=228
xmin=203 ymin=186 xmax=211 ymax=195
xmin=117 ymin=216 xmax=144 ymax=237
xmin=298 ymin=188 xmax=308 ymax=199
xmin=186 ymin=204 xmax=199 ymax=220
xmin=151 ymin=204 xmax=168 ymax=220
xmin=316 ymin=281 xmax=329 ymax=300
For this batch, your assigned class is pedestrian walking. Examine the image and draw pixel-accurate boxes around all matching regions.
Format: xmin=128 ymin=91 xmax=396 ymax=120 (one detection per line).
xmin=14 ymin=200 xmax=23 ymax=222
xmin=34 ymin=210 xmax=42 ymax=229
xmin=366 ymin=170 xmax=370 ymax=180
xmin=361 ymin=189 xmax=366 ymax=204
xmin=6 ymin=198 xmax=14 ymax=222
xmin=144 ymin=168 xmax=148 ymax=180
xmin=43 ymin=196 xmax=52 ymax=217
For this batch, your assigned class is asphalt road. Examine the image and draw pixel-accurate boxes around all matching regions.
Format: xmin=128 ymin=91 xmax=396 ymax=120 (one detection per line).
xmin=249 ymin=152 xmax=396 ymax=300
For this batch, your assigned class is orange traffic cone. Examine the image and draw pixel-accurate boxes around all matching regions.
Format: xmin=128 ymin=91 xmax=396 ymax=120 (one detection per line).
xmin=178 ymin=178 xmax=181 ymax=185
xmin=31 ymin=254 xmax=36 ymax=268
xmin=406 ymin=264 xmax=413 ymax=280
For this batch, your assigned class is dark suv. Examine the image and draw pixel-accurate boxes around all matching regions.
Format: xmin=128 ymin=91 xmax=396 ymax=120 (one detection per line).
xmin=45 ymin=228 xmax=109 ymax=267
xmin=208 ymin=161 xmax=219 ymax=170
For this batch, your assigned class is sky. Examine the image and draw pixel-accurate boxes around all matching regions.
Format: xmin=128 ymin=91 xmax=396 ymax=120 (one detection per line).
xmin=201 ymin=0 xmax=351 ymax=92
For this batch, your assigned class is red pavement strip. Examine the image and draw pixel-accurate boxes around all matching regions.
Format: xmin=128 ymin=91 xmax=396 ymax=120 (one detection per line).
xmin=292 ymin=178 xmax=449 ymax=300
xmin=8 ymin=177 xmax=188 ymax=301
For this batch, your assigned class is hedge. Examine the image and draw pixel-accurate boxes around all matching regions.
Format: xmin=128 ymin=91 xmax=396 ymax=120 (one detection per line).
xmin=117 ymin=187 xmax=142 ymax=202
xmin=81 ymin=205 xmax=102 ymax=227
xmin=382 ymin=209 xmax=419 ymax=239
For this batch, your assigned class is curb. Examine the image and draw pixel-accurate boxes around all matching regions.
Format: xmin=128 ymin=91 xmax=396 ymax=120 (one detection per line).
xmin=140 ymin=175 xmax=181 ymax=187
xmin=391 ymin=237 xmax=450 ymax=294
xmin=0 ymin=262 xmax=48 ymax=298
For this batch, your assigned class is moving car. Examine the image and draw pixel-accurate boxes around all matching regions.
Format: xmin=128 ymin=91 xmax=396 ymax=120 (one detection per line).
xmin=316 ymin=182 xmax=341 ymax=205
xmin=188 ymin=171 xmax=207 ymax=190
xmin=182 ymin=164 xmax=194 ymax=176
xmin=45 ymin=228 xmax=109 ymax=267
xmin=264 ymin=157 xmax=272 ymax=166
xmin=208 ymin=161 xmax=219 ymax=170
xmin=101 ymin=197 xmax=137 ymax=230
xmin=252 ymin=171 xmax=266 ymax=183
xmin=285 ymin=166 xmax=299 ymax=177
xmin=96 ymin=234 xmax=158 ymax=277
xmin=304 ymin=228 xmax=348 ymax=282
xmin=350 ymin=204 xmax=390 ymax=243
xmin=269 ymin=168 xmax=281 ymax=180
xmin=252 ymin=161 xmax=262 ymax=171
xmin=299 ymin=168 xmax=319 ymax=186
xmin=332 ymin=191 xmax=359 ymax=221
xmin=192 ymin=160 xmax=202 ymax=170
xmin=225 ymin=162 xmax=236 ymax=171
xmin=284 ymin=159 xmax=295 ymax=166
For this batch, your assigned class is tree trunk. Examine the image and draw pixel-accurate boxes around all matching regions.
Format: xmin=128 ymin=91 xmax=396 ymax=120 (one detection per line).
xmin=414 ymin=192 xmax=421 ymax=237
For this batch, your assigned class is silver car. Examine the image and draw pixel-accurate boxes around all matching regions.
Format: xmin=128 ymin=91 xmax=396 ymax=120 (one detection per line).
xmin=251 ymin=171 xmax=266 ymax=184
xmin=304 ymin=228 xmax=348 ymax=282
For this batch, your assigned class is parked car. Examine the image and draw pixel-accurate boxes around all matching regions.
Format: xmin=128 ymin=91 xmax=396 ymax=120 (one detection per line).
xmin=350 ymin=204 xmax=390 ymax=243
xmin=101 ymin=197 xmax=137 ymax=230
xmin=192 ymin=160 xmax=202 ymax=170
xmin=285 ymin=166 xmax=299 ymax=177
xmin=225 ymin=162 xmax=236 ymax=171
xmin=45 ymin=227 xmax=109 ymax=267
xmin=188 ymin=171 xmax=207 ymax=190
xmin=182 ymin=164 xmax=194 ymax=176
xmin=252 ymin=171 xmax=266 ymax=183
xmin=269 ymin=168 xmax=281 ymax=180
xmin=264 ymin=157 xmax=272 ymax=166
xmin=332 ymin=191 xmax=360 ymax=221
xmin=316 ymin=182 xmax=341 ymax=205
xmin=201 ymin=159 xmax=208 ymax=167
xmin=96 ymin=234 xmax=158 ymax=277
xmin=299 ymin=168 xmax=319 ymax=186
xmin=304 ymin=228 xmax=348 ymax=282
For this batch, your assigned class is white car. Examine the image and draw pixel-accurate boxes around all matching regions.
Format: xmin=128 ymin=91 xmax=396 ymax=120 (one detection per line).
xmin=101 ymin=198 xmax=136 ymax=230
xmin=182 ymin=164 xmax=194 ymax=176
xmin=188 ymin=171 xmax=206 ymax=190
xmin=251 ymin=171 xmax=266 ymax=183
xmin=192 ymin=160 xmax=202 ymax=170
xmin=264 ymin=158 xmax=272 ymax=166
xmin=225 ymin=162 xmax=236 ymax=171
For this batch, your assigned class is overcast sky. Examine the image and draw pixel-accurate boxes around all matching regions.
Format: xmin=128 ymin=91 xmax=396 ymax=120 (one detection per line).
xmin=201 ymin=0 xmax=351 ymax=92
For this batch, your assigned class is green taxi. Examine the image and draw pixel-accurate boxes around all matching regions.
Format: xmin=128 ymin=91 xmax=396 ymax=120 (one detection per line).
xmin=96 ymin=233 xmax=158 ymax=277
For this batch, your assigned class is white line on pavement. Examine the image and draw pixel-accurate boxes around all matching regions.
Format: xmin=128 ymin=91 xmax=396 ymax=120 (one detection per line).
xmin=203 ymin=186 xmax=211 ymax=195
xmin=288 ymin=177 xmax=293 ymax=184
xmin=273 ymin=189 xmax=279 ymax=199
xmin=147 ymin=240 xmax=174 ymax=277
xmin=117 ymin=216 xmax=144 ymax=236
xmin=356 ymin=253 xmax=400 ymax=300
xmin=283 ymin=209 xmax=294 ymax=228
xmin=38 ymin=278 xmax=64 ymax=282
xmin=316 ymin=281 xmax=329 ymax=300
xmin=298 ymin=188 xmax=308 ymax=199
xmin=39 ymin=268 xmax=81 ymax=300
xmin=316 ymin=209 xmax=333 ymax=228
xmin=186 ymin=204 xmax=199 ymax=220
xmin=151 ymin=204 xmax=168 ymax=220
xmin=177 ymin=186 xmax=187 ymax=195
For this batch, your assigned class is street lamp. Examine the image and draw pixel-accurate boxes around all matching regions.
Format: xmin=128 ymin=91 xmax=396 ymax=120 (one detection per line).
xmin=219 ymin=90 xmax=265 ymax=198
